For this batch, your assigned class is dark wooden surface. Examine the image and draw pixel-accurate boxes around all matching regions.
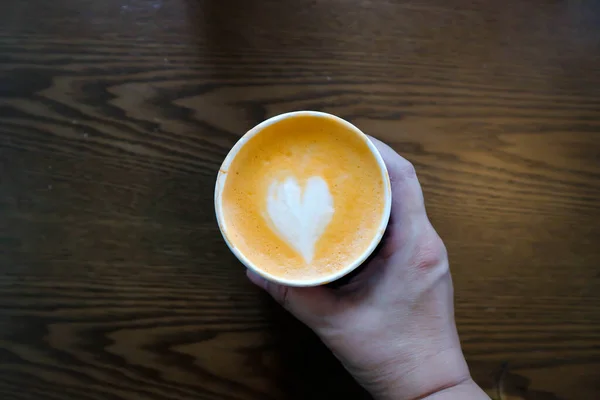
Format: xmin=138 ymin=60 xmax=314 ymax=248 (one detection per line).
xmin=1 ymin=0 xmax=599 ymax=399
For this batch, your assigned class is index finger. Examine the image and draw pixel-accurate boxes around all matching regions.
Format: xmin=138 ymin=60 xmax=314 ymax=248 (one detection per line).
xmin=368 ymin=136 xmax=428 ymax=224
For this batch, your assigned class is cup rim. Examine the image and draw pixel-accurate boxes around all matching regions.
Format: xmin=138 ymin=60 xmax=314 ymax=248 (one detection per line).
xmin=214 ymin=111 xmax=392 ymax=287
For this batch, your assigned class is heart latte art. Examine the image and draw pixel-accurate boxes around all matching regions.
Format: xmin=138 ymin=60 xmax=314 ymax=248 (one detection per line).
xmin=266 ymin=176 xmax=334 ymax=264
xmin=217 ymin=113 xmax=389 ymax=282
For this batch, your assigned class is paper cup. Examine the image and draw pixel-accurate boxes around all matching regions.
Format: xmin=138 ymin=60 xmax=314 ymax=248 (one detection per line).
xmin=215 ymin=111 xmax=392 ymax=287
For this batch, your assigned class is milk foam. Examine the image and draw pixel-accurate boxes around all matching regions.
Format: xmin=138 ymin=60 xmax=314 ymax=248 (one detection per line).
xmin=266 ymin=176 xmax=334 ymax=263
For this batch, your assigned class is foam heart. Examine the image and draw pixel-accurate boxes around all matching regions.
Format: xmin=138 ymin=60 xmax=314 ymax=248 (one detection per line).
xmin=266 ymin=176 xmax=334 ymax=263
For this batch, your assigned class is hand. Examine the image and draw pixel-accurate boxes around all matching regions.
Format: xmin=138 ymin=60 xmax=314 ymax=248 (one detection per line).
xmin=247 ymin=137 xmax=488 ymax=400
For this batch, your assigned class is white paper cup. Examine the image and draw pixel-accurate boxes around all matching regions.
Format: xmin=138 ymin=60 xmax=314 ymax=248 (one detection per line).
xmin=214 ymin=111 xmax=392 ymax=287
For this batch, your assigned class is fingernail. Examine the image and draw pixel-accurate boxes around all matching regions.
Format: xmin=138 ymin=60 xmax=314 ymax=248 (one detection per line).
xmin=246 ymin=269 xmax=268 ymax=290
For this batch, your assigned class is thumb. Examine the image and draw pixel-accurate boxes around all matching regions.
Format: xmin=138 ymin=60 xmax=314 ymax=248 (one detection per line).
xmin=246 ymin=269 xmax=336 ymax=326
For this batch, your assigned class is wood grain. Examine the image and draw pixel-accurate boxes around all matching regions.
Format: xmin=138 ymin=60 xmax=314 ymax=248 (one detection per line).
xmin=1 ymin=0 xmax=599 ymax=399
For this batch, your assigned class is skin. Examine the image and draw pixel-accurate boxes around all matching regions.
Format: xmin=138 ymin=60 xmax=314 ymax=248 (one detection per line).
xmin=247 ymin=137 xmax=490 ymax=400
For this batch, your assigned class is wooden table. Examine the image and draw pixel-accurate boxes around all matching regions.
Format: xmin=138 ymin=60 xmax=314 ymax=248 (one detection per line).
xmin=1 ymin=1 xmax=599 ymax=399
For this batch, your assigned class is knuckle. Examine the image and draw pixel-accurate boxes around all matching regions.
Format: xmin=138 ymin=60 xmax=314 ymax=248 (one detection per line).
xmin=411 ymin=228 xmax=447 ymax=271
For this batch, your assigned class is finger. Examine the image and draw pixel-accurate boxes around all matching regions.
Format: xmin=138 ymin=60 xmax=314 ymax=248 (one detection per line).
xmin=368 ymin=136 xmax=427 ymax=224
xmin=246 ymin=269 xmax=293 ymax=308
xmin=246 ymin=269 xmax=336 ymax=327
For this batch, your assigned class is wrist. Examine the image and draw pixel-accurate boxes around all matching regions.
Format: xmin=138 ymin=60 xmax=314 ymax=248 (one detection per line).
xmin=373 ymin=347 xmax=473 ymax=400
xmin=420 ymin=378 xmax=489 ymax=400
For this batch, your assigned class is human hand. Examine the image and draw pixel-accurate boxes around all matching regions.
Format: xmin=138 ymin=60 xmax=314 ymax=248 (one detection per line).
xmin=247 ymin=137 xmax=487 ymax=400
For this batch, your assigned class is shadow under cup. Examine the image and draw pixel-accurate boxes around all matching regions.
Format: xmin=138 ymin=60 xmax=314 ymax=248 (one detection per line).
xmin=215 ymin=111 xmax=391 ymax=287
